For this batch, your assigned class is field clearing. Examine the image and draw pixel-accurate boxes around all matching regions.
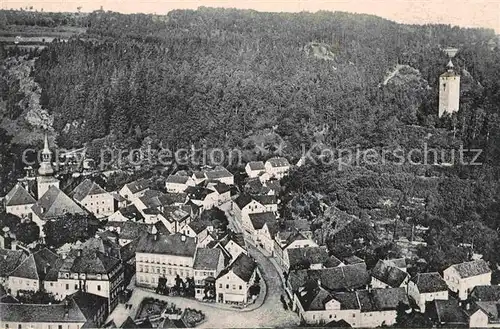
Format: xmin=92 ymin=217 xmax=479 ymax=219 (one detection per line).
xmin=0 ymin=25 xmax=86 ymax=38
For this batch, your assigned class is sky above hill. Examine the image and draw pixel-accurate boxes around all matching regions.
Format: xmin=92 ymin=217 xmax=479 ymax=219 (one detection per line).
xmin=2 ymin=0 xmax=499 ymax=33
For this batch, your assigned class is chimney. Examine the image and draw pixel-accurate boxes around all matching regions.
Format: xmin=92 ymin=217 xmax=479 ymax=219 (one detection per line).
xmin=153 ymin=233 xmax=158 ymax=241
xmin=11 ymin=240 xmax=17 ymax=251
xmin=466 ymin=303 xmax=470 ymax=310
xmin=76 ymin=249 xmax=82 ymax=257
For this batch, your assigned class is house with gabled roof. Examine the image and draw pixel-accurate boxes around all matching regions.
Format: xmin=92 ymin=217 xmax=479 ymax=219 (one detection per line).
xmin=165 ymin=173 xmax=195 ymax=193
xmin=248 ymin=212 xmax=278 ymax=253
xmin=4 ymin=183 xmax=36 ymax=219
xmin=31 ymin=185 xmax=87 ymax=237
xmin=408 ymin=272 xmax=449 ymax=312
xmin=193 ymin=248 xmax=225 ymax=301
xmin=8 ymin=254 xmax=39 ymax=295
xmin=444 ymin=259 xmax=491 ymax=300
xmin=135 ymin=233 xmax=197 ymax=289
xmin=119 ymin=178 xmax=150 ymax=202
xmin=0 ymin=248 xmax=27 ymax=283
xmin=294 ymin=286 xmax=408 ymax=327
xmin=245 ymin=161 xmax=266 ymax=178
xmin=284 ymin=246 xmax=331 ymax=272
xmin=47 ymin=247 xmax=124 ymax=311
xmin=233 ymin=194 xmax=267 ymax=233
xmin=108 ymin=204 xmax=144 ymax=222
xmin=370 ymin=259 xmax=409 ymax=289
xmin=470 ymin=285 xmax=500 ymax=302
xmin=71 ymin=178 xmax=116 ymax=218
xmin=274 ymin=230 xmax=318 ymax=268
xmin=215 ymin=253 xmax=259 ymax=305
xmin=264 ymin=157 xmax=290 ymax=179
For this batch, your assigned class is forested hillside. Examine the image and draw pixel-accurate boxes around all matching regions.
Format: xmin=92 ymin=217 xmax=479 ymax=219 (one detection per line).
xmin=1 ymin=8 xmax=500 ymax=273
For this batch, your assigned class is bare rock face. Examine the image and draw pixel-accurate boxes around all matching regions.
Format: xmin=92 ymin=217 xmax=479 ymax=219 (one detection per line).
xmin=304 ymin=42 xmax=336 ymax=61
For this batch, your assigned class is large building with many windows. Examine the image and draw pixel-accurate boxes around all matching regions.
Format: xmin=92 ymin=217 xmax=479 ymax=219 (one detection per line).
xmin=135 ymin=233 xmax=197 ymax=289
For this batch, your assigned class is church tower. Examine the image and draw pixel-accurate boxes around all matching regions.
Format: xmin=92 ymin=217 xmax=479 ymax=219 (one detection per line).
xmin=438 ymin=60 xmax=460 ymax=117
xmin=37 ymin=132 xmax=59 ymax=199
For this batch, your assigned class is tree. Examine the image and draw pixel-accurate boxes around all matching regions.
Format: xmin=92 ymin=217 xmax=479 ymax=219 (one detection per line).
xmin=16 ymin=290 xmax=57 ymax=304
xmin=15 ymin=221 xmax=40 ymax=244
xmin=43 ymin=213 xmax=97 ymax=248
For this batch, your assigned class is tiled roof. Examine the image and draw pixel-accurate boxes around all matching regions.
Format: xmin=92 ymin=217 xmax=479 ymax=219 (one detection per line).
xmin=4 ymin=183 xmax=36 ymax=206
xmin=193 ymin=248 xmax=222 ymax=270
xmin=247 ymin=161 xmax=265 ymax=171
xmin=159 ymin=193 xmax=187 ymax=206
xmin=124 ymin=179 xmax=150 ymax=194
xmin=433 ymin=299 xmax=468 ymax=325
xmin=297 ymin=286 xmax=333 ymax=311
xmin=115 ymin=204 xmax=144 ymax=221
xmin=139 ymin=190 xmax=165 ymax=209
xmin=61 ymin=248 xmax=120 ymax=274
xmin=371 ymin=287 xmax=409 ymax=310
xmin=385 ymin=258 xmax=406 ymax=269
xmin=33 ymin=248 xmax=61 ymax=281
xmin=324 ymin=255 xmax=343 ymax=268
xmin=266 ymin=157 xmax=290 ymax=168
xmin=212 ymin=182 xmax=231 ymax=194
xmin=9 ymin=254 xmax=39 ymax=280
xmin=411 ymin=272 xmax=448 ymax=293
xmin=344 ymin=255 xmax=365 ymax=265
xmin=288 ymin=263 xmax=370 ymax=293
xmin=254 ymin=195 xmax=277 ymax=205
xmin=371 ymin=260 xmax=409 ymax=288
xmin=166 ymin=175 xmax=191 ymax=184
xmin=286 ymin=246 xmax=330 ymax=270
xmin=0 ymin=249 xmax=26 ymax=277
xmin=471 ymin=285 xmax=500 ymax=302
xmin=136 ymin=233 xmax=196 ymax=257
xmin=249 ymin=212 xmax=276 ymax=230
xmin=70 ymin=179 xmax=107 ymax=202
xmin=188 ymin=220 xmax=209 ymax=235
xmin=279 ymin=219 xmax=311 ymax=233
xmin=218 ymin=253 xmax=257 ymax=282
xmin=106 ymin=221 xmax=149 ymax=241
xmin=234 ymin=194 xmax=254 ymax=209
xmin=0 ymin=300 xmax=87 ymax=323
xmin=69 ymin=291 xmax=108 ymax=321
xmin=184 ymin=186 xmax=214 ymax=201
xmin=32 ymin=186 xmax=86 ymax=220
xmin=204 ymin=166 xmax=233 ymax=179
xmin=449 ymin=259 xmax=491 ymax=278
xmin=220 ymin=232 xmax=246 ymax=250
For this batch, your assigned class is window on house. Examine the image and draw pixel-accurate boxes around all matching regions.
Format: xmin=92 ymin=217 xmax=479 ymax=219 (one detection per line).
xmin=239 ymin=285 xmax=242 ymax=290
xmin=75 ymin=284 xmax=78 ymax=290
xmin=97 ymin=285 xmax=101 ymax=291
xmin=66 ymin=284 xmax=69 ymax=290
xmin=226 ymin=284 xmax=229 ymax=289
xmin=219 ymin=284 xmax=222 ymax=288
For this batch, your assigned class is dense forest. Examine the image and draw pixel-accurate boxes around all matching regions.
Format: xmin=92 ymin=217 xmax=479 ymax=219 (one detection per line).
xmin=1 ymin=8 xmax=500 ymax=273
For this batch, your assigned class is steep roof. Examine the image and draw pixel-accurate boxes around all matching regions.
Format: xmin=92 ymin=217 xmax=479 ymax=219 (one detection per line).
xmin=219 ymin=253 xmax=257 ymax=282
xmin=33 ymin=248 xmax=61 ymax=281
xmin=449 ymin=259 xmax=491 ymax=278
xmin=9 ymin=254 xmax=39 ymax=280
xmin=159 ymin=193 xmax=187 ymax=206
xmin=371 ymin=287 xmax=409 ymax=310
xmin=136 ymin=233 xmax=196 ymax=257
xmin=254 ymin=195 xmax=277 ymax=205
xmin=286 ymin=246 xmax=330 ymax=270
xmin=204 ymin=166 xmax=233 ymax=179
xmin=193 ymin=248 xmax=222 ymax=270
xmin=0 ymin=249 xmax=26 ymax=277
xmin=247 ymin=161 xmax=265 ymax=171
xmin=371 ymin=260 xmax=409 ymax=288
xmin=188 ymin=220 xmax=209 ymax=235
xmin=106 ymin=221 xmax=149 ymax=240
xmin=249 ymin=212 xmax=276 ymax=230
xmin=166 ymin=175 xmax=191 ymax=184
xmin=70 ymin=179 xmax=108 ymax=202
xmin=433 ymin=299 xmax=468 ymax=325
xmin=344 ymin=255 xmax=364 ymax=265
xmin=411 ymin=272 xmax=448 ymax=293
xmin=288 ymin=263 xmax=370 ymax=293
xmin=0 ymin=300 xmax=87 ymax=323
xmin=124 ymin=178 xmax=150 ymax=194
xmin=61 ymin=249 xmax=120 ymax=274
xmin=234 ymin=194 xmax=254 ymax=209
xmin=297 ymin=286 xmax=333 ymax=311
xmin=266 ymin=157 xmax=290 ymax=168
xmin=184 ymin=186 xmax=214 ymax=201
xmin=471 ymin=285 xmax=500 ymax=302
xmin=69 ymin=291 xmax=108 ymax=321
xmin=4 ymin=183 xmax=36 ymax=206
xmin=32 ymin=186 xmax=86 ymax=220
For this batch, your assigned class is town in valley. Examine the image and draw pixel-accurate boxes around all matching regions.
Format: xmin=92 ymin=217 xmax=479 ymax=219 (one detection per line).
xmin=0 ymin=6 xmax=500 ymax=329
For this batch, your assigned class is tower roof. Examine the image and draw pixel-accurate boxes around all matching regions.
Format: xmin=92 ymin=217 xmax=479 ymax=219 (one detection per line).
xmin=38 ymin=132 xmax=55 ymax=176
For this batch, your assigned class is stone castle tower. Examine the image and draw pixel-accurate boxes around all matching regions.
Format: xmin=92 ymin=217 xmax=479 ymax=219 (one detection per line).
xmin=37 ymin=132 xmax=60 ymax=199
xmin=438 ymin=60 xmax=460 ymax=117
